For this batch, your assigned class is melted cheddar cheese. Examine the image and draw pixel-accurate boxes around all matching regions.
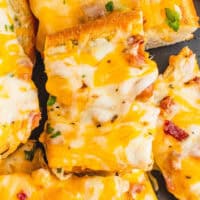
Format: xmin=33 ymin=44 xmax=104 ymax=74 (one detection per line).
xmin=42 ymin=12 xmax=159 ymax=175
xmin=29 ymin=0 xmax=199 ymax=52
xmin=0 ymin=0 xmax=40 ymax=158
xmin=153 ymin=47 xmax=200 ymax=200
xmin=0 ymin=168 xmax=157 ymax=200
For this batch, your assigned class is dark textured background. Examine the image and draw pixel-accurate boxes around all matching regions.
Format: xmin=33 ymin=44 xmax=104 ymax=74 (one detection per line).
xmin=31 ymin=1 xmax=200 ymax=199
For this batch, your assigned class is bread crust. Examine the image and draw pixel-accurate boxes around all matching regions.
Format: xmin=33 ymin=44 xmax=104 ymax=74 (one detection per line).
xmin=8 ymin=0 xmax=36 ymax=63
xmin=45 ymin=11 xmax=143 ymax=49
xmin=181 ymin=0 xmax=199 ymax=27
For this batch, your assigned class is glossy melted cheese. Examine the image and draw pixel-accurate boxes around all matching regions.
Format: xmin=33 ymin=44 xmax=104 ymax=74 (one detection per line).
xmin=0 ymin=0 xmax=40 ymax=158
xmin=153 ymin=47 xmax=200 ymax=200
xmin=0 ymin=169 xmax=157 ymax=200
xmin=30 ymin=0 xmax=198 ymax=52
xmin=42 ymin=12 xmax=159 ymax=174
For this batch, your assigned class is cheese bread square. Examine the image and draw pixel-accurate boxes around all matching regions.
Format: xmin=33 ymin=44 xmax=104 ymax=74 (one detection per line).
xmin=137 ymin=0 xmax=199 ymax=49
xmin=42 ymin=11 xmax=159 ymax=176
xmin=153 ymin=47 xmax=200 ymax=200
xmin=0 ymin=0 xmax=40 ymax=159
xmin=0 ymin=138 xmax=157 ymax=200
xmin=0 ymin=168 xmax=157 ymax=200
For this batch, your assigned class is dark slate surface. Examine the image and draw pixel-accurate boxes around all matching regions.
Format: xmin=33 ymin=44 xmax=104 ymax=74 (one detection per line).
xmin=31 ymin=1 xmax=200 ymax=199
xmin=149 ymin=28 xmax=200 ymax=74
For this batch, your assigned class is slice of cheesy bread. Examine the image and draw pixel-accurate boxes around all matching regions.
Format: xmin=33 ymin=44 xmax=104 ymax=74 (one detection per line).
xmin=30 ymin=0 xmax=199 ymax=52
xmin=0 ymin=0 xmax=40 ymax=158
xmin=0 ymin=138 xmax=157 ymax=199
xmin=2 ymin=0 xmax=36 ymax=62
xmin=0 ymin=140 xmax=46 ymax=175
xmin=0 ymin=168 xmax=157 ymax=200
xmin=137 ymin=0 xmax=199 ymax=49
xmin=153 ymin=47 xmax=200 ymax=200
xmin=42 ymin=11 xmax=159 ymax=176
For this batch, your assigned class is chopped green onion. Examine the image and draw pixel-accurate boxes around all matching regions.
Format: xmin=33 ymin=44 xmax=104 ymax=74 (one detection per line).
xmin=165 ymin=8 xmax=180 ymax=32
xmin=46 ymin=123 xmax=54 ymax=134
xmin=50 ymin=131 xmax=61 ymax=138
xmin=57 ymin=168 xmax=62 ymax=173
xmin=4 ymin=24 xmax=14 ymax=32
xmin=105 ymin=1 xmax=114 ymax=12
xmin=4 ymin=24 xmax=8 ymax=31
xmin=8 ymin=73 xmax=14 ymax=77
xmin=9 ymin=24 xmax=14 ymax=32
xmin=47 ymin=95 xmax=56 ymax=106
xmin=24 ymin=145 xmax=36 ymax=161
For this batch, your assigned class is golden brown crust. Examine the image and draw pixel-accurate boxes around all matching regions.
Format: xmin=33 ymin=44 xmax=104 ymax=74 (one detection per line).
xmin=0 ymin=141 xmax=46 ymax=175
xmin=45 ymin=11 xmax=143 ymax=49
xmin=8 ymin=0 xmax=36 ymax=63
xmin=181 ymin=0 xmax=199 ymax=27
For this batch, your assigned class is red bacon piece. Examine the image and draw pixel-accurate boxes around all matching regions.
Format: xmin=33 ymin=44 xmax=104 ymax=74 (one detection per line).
xmin=17 ymin=191 xmax=27 ymax=200
xmin=163 ymin=120 xmax=189 ymax=141
xmin=160 ymin=96 xmax=174 ymax=111
xmin=136 ymin=84 xmax=154 ymax=101
xmin=130 ymin=183 xmax=144 ymax=198
xmin=186 ymin=76 xmax=200 ymax=85
xmin=125 ymin=35 xmax=145 ymax=66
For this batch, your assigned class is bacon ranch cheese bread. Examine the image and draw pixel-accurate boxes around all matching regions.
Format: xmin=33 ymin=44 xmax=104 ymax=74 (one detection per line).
xmin=0 ymin=0 xmax=40 ymax=158
xmin=0 ymin=168 xmax=157 ymax=200
xmin=153 ymin=47 xmax=200 ymax=200
xmin=30 ymin=0 xmax=199 ymax=52
xmin=0 ymin=140 xmax=46 ymax=175
xmin=42 ymin=11 xmax=159 ymax=177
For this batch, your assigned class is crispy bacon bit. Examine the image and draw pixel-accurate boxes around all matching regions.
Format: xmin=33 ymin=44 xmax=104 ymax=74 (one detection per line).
xmin=130 ymin=184 xmax=144 ymax=197
xmin=125 ymin=35 xmax=145 ymax=66
xmin=81 ymin=82 xmax=88 ymax=89
xmin=186 ymin=76 xmax=200 ymax=85
xmin=17 ymin=191 xmax=27 ymax=200
xmin=136 ymin=84 xmax=154 ymax=101
xmin=193 ymin=77 xmax=200 ymax=84
xmin=160 ymin=96 xmax=175 ymax=113
xmin=96 ymin=123 xmax=101 ymax=128
xmin=111 ymin=114 xmax=118 ymax=123
xmin=163 ymin=175 xmax=175 ymax=191
xmin=127 ymin=35 xmax=144 ymax=46
xmin=30 ymin=112 xmax=41 ymax=129
xmin=163 ymin=120 xmax=189 ymax=141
